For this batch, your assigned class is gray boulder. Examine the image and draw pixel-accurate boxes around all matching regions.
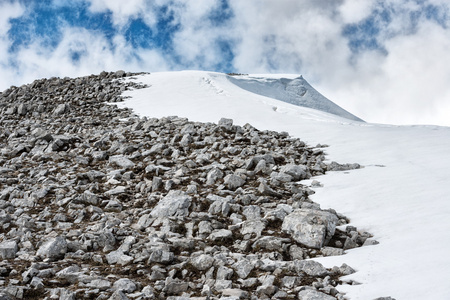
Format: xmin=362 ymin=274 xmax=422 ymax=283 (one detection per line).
xmin=224 ymin=174 xmax=245 ymax=190
xmin=280 ymin=164 xmax=309 ymax=181
xmin=113 ymin=278 xmax=137 ymax=293
xmin=294 ymin=260 xmax=329 ymax=277
xmin=327 ymin=161 xmax=361 ymax=171
xmin=106 ymin=250 xmax=133 ymax=266
xmin=150 ymin=190 xmax=191 ymax=217
xmin=298 ymin=289 xmax=336 ymax=300
xmin=218 ymin=118 xmax=233 ymax=131
xmin=216 ymin=266 xmax=234 ymax=280
xmin=252 ymin=236 xmax=289 ymax=251
xmin=36 ymin=236 xmax=68 ymax=260
xmin=190 ymin=254 xmax=215 ymax=271
xmin=109 ymin=290 xmax=129 ymax=300
xmin=321 ymin=246 xmax=344 ymax=257
xmin=282 ymin=209 xmax=338 ymax=249
xmin=242 ymin=205 xmax=261 ymax=220
xmin=208 ymin=229 xmax=233 ymax=242
xmin=56 ymin=265 xmax=81 ymax=284
xmin=54 ymin=103 xmax=68 ymax=115
xmin=233 ymin=259 xmax=254 ymax=279
xmin=0 ymin=240 xmax=18 ymax=259
xmin=221 ymin=289 xmax=249 ymax=299
xmin=109 ymin=155 xmax=135 ymax=169
xmin=148 ymin=249 xmax=174 ymax=264
xmin=208 ymin=197 xmax=231 ymax=216
xmin=206 ymin=168 xmax=224 ymax=185
xmin=17 ymin=103 xmax=27 ymax=115
xmin=163 ymin=278 xmax=189 ymax=295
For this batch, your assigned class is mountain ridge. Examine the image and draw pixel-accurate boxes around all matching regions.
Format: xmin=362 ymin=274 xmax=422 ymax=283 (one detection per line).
xmin=227 ymin=74 xmax=364 ymax=122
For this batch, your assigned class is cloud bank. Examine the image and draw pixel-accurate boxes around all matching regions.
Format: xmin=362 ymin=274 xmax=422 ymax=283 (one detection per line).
xmin=1 ymin=0 xmax=450 ymax=126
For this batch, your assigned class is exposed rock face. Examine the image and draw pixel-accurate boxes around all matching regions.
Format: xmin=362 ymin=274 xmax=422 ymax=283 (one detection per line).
xmin=0 ymin=71 xmax=372 ymax=299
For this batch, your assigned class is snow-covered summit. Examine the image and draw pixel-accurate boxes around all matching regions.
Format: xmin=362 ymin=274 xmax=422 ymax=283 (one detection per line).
xmin=228 ymin=74 xmax=364 ymax=122
xmin=119 ymin=71 xmax=361 ymax=126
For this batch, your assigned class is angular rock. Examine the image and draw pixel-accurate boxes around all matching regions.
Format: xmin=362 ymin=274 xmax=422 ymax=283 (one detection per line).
xmin=221 ymin=288 xmax=249 ymax=299
xmin=258 ymin=181 xmax=282 ymax=198
xmin=190 ymin=254 xmax=215 ymax=271
xmin=106 ymin=250 xmax=134 ymax=266
xmin=294 ymin=260 xmax=329 ymax=277
xmin=208 ymin=197 xmax=231 ymax=216
xmin=241 ymin=220 xmax=266 ymax=238
xmin=217 ymin=266 xmax=234 ymax=280
xmin=56 ymin=265 xmax=81 ymax=283
xmin=224 ymin=174 xmax=245 ymax=190
xmin=321 ymin=246 xmax=344 ymax=257
xmin=30 ymin=277 xmax=44 ymax=289
xmin=36 ymin=236 xmax=68 ymax=260
xmin=298 ymin=289 xmax=336 ymax=300
xmin=252 ymin=236 xmax=288 ymax=251
xmin=54 ymin=103 xmax=68 ymax=115
xmin=215 ymin=279 xmax=232 ymax=291
xmin=242 ymin=205 xmax=261 ymax=220
xmin=282 ymin=209 xmax=338 ymax=249
xmin=218 ymin=118 xmax=233 ymax=131
xmin=206 ymin=168 xmax=224 ymax=185
xmin=149 ymin=249 xmax=174 ymax=264
xmin=113 ymin=278 xmax=137 ymax=293
xmin=0 ymin=240 xmax=18 ymax=259
xmin=150 ymin=190 xmax=191 ymax=217
xmin=17 ymin=103 xmax=27 ymax=115
xmin=327 ymin=161 xmax=361 ymax=171
xmin=163 ymin=278 xmax=189 ymax=295
xmin=208 ymin=229 xmax=233 ymax=242
xmin=81 ymin=190 xmax=99 ymax=205
xmin=233 ymin=260 xmax=254 ymax=279
xmin=22 ymin=267 xmax=39 ymax=283
xmin=105 ymin=186 xmax=128 ymax=196
xmin=109 ymin=155 xmax=135 ymax=169
xmin=280 ymin=164 xmax=309 ymax=181
xmin=86 ymin=279 xmax=111 ymax=290
xmin=109 ymin=290 xmax=129 ymax=300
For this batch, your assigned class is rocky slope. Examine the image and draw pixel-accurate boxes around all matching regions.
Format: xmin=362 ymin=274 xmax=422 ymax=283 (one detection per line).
xmin=0 ymin=71 xmax=376 ymax=300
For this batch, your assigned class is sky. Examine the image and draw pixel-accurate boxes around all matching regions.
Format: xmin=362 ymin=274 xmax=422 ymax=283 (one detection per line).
xmin=1 ymin=0 xmax=450 ymax=126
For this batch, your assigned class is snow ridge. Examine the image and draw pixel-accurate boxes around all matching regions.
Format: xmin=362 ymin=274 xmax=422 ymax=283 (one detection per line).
xmin=228 ymin=75 xmax=364 ymax=122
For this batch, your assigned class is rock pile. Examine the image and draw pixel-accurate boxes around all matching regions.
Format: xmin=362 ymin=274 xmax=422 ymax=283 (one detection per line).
xmin=0 ymin=71 xmax=376 ymax=299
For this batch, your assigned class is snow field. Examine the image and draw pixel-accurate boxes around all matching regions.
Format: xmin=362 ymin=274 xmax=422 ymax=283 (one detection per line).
xmin=119 ymin=71 xmax=450 ymax=299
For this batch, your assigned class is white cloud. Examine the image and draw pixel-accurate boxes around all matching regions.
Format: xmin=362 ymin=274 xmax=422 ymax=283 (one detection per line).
xmin=339 ymin=0 xmax=376 ymax=23
xmin=228 ymin=0 xmax=351 ymax=78
xmin=1 ymin=25 xmax=169 ymax=91
xmin=0 ymin=1 xmax=23 ymax=35
xmin=0 ymin=1 xmax=25 ymax=89
xmin=86 ymin=0 xmax=232 ymax=69
xmin=87 ymin=0 xmax=155 ymax=28
xmin=168 ymin=0 xmax=233 ymax=69
xmin=327 ymin=20 xmax=450 ymax=125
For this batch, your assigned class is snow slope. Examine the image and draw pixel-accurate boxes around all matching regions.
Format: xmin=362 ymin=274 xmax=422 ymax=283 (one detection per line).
xmin=228 ymin=74 xmax=364 ymax=122
xmin=118 ymin=71 xmax=450 ymax=300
